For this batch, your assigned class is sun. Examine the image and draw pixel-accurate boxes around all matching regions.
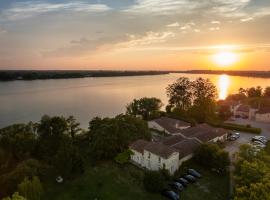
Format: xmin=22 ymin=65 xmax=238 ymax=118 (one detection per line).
xmin=213 ymin=51 xmax=238 ymax=67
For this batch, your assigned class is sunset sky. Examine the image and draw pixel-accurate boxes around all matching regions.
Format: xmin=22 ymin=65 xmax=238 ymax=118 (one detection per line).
xmin=0 ymin=0 xmax=270 ymax=70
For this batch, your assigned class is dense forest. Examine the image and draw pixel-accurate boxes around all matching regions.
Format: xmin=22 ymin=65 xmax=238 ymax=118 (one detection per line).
xmin=0 ymin=70 xmax=169 ymax=81
xmin=181 ymin=70 xmax=270 ymax=78
xmin=1 ymin=70 xmax=270 ymax=81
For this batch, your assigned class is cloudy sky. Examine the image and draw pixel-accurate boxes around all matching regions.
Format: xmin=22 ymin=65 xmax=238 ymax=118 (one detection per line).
xmin=0 ymin=0 xmax=270 ymax=70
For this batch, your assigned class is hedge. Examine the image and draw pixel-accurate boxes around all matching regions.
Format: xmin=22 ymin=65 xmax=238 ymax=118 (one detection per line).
xmin=212 ymin=122 xmax=261 ymax=134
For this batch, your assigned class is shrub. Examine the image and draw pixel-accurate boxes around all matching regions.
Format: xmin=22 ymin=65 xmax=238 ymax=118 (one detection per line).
xmin=211 ymin=122 xmax=261 ymax=134
xmin=194 ymin=143 xmax=230 ymax=172
xmin=143 ymin=171 xmax=166 ymax=193
xmin=114 ymin=149 xmax=133 ymax=165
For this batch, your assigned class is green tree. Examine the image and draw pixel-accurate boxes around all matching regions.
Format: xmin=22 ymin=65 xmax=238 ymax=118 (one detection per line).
xmin=247 ymin=86 xmax=262 ymax=98
xmin=66 ymin=116 xmax=81 ymax=139
xmin=88 ymin=115 xmax=151 ymax=160
xmin=2 ymin=192 xmax=26 ymax=200
xmin=36 ymin=115 xmax=68 ymax=162
xmin=194 ymin=143 xmax=229 ymax=171
xmin=190 ymin=78 xmax=217 ymax=122
xmin=166 ymin=77 xmax=193 ymax=111
xmin=143 ymin=171 xmax=166 ymax=193
xmin=53 ymin=136 xmax=84 ymax=177
xmin=263 ymin=87 xmax=270 ymax=97
xmin=0 ymin=123 xmax=36 ymax=160
xmin=126 ymin=97 xmax=163 ymax=120
xmin=0 ymin=159 xmax=43 ymax=197
xmin=114 ymin=149 xmax=133 ymax=165
xmin=18 ymin=177 xmax=43 ymax=200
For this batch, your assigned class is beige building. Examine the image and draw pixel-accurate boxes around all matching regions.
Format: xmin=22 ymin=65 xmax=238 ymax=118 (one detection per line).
xmin=148 ymin=117 xmax=191 ymax=135
xmin=255 ymin=107 xmax=270 ymax=123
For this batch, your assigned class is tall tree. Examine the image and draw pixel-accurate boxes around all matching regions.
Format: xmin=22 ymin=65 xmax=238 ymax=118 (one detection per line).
xmin=191 ymin=78 xmax=217 ymax=122
xmin=88 ymin=115 xmax=151 ymax=160
xmin=126 ymin=97 xmax=163 ymax=120
xmin=166 ymin=77 xmax=192 ymax=111
xmin=263 ymin=87 xmax=270 ymax=97
xmin=66 ymin=116 xmax=81 ymax=139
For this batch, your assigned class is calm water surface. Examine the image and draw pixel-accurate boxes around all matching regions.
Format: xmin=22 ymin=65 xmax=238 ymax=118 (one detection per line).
xmin=1 ymin=73 xmax=270 ymax=128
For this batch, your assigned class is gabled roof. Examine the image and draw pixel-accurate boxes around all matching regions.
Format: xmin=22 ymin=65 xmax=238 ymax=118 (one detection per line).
xmin=129 ymin=139 xmax=177 ymax=159
xmin=181 ymin=124 xmax=228 ymax=142
xmin=129 ymin=139 xmax=150 ymax=153
xmin=144 ymin=142 xmax=177 ymax=159
xmin=162 ymin=135 xmax=201 ymax=159
xmin=151 ymin=117 xmax=190 ymax=133
xmin=256 ymin=107 xmax=270 ymax=114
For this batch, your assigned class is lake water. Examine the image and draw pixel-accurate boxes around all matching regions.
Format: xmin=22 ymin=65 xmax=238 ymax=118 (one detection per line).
xmin=1 ymin=73 xmax=270 ymax=128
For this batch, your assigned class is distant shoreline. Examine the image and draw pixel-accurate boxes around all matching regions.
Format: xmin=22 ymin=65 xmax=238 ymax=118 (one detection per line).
xmin=0 ymin=70 xmax=170 ymax=81
xmin=177 ymin=70 xmax=270 ymax=78
xmin=1 ymin=70 xmax=270 ymax=81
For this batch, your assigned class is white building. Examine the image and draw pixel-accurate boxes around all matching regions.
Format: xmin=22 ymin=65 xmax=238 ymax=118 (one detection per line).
xmin=255 ymin=107 xmax=270 ymax=123
xmin=148 ymin=117 xmax=191 ymax=135
xmin=129 ymin=136 xmax=201 ymax=175
xmin=129 ymin=140 xmax=180 ymax=174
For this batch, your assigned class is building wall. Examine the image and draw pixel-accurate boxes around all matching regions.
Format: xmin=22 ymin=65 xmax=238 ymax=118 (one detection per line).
xmin=130 ymin=150 xmax=144 ymax=166
xmin=256 ymin=113 xmax=270 ymax=122
xmin=130 ymin=148 xmax=180 ymax=175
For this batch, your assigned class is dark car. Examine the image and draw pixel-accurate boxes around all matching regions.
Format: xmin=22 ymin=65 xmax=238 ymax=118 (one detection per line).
xmin=161 ymin=190 xmax=179 ymax=200
xmin=184 ymin=174 xmax=196 ymax=183
xmin=175 ymin=178 xmax=189 ymax=187
xmin=187 ymin=169 xmax=201 ymax=178
xmin=169 ymin=182 xmax=184 ymax=192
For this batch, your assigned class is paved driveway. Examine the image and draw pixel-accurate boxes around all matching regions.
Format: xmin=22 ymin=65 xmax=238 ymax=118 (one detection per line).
xmin=225 ymin=118 xmax=270 ymax=155
xmin=225 ymin=132 xmax=254 ymax=156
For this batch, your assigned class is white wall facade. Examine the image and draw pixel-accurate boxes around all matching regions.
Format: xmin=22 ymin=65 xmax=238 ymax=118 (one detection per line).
xmin=256 ymin=113 xmax=270 ymax=123
xmin=130 ymin=148 xmax=180 ymax=175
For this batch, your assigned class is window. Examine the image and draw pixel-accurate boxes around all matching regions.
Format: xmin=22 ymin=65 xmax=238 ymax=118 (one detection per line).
xmin=148 ymin=153 xmax=151 ymax=159
xmin=158 ymin=157 xmax=161 ymax=163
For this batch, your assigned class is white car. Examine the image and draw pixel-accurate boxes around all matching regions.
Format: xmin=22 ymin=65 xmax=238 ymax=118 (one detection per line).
xmin=252 ymin=141 xmax=266 ymax=148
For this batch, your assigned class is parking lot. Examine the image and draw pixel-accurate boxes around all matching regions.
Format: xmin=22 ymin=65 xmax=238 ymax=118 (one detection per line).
xmin=225 ymin=118 xmax=270 ymax=155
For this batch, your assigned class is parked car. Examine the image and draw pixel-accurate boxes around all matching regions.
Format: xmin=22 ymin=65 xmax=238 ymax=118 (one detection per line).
xmin=175 ymin=178 xmax=189 ymax=187
xmin=187 ymin=169 xmax=201 ymax=178
xmin=161 ymin=190 xmax=179 ymax=200
xmin=169 ymin=182 xmax=184 ymax=192
xmin=228 ymin=132 xmax=240 ymax=141
xmin=253 ymin=136 xmax=268 ymax=143
xmin=252 ymin=138 xmax=267 ymax=144
xmin=228 ymin=135 xmax=238 ymax=141
xmin=252 ymin=141 xmax=266 ymax=148
xmin=184 ymin=175 xmax=196 ymax=183
xmin=234 ymin=132 xmax=240 ymax=138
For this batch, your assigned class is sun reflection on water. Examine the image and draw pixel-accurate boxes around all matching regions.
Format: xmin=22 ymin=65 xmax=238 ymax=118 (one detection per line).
xmin=218 ymin=74 xmax=230 ymax=100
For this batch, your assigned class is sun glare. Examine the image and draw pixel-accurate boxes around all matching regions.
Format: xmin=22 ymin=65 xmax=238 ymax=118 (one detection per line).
xmin=213 ymin=51 xmax=238 ymax=67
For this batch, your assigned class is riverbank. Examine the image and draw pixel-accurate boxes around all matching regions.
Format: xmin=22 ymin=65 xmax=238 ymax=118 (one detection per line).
xmin=0 ymin=70 xmax=169 ymax=81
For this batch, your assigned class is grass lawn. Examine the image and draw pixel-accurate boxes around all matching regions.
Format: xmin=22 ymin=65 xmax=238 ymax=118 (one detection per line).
xmin=178 ymin=161 xmax=230 ymax=200
xmin=43 ymin=162 xmax=164 ymax=200
xmin=43 ymin=161 xmax=229 ymax=200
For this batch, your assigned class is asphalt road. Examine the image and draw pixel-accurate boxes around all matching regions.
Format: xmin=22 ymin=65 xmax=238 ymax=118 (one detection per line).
xmin=225 ymin=118 xmax=270 ymax=155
